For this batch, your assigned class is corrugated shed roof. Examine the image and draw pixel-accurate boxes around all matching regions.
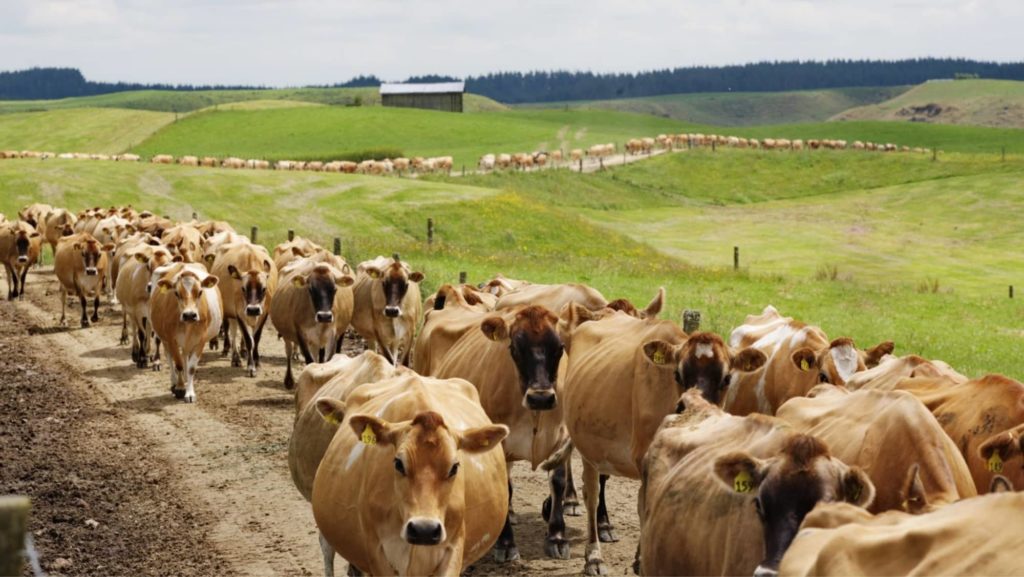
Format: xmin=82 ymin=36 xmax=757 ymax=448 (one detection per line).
xmin=380 ymin=82 xmax=465 ymax=95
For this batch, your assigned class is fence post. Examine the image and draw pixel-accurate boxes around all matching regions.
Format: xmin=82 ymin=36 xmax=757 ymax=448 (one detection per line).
xmin=250 ymin=226 xmax=258 ymax=243
xmin=712 ymin=140 xmax=717 ymax=152
xmin=1010 ymin=285 xmax=1014 ymax=299
xmin=287 ymin=229 xmax=294 ymax=242
xmin=1002 ymin=146 xmax=1006 ymax=162
xmin=392 ymin=252 xmax=400 ymax=263
xmin=682 ymin=310 xmax=702 ymax=334
xmin=462 ymin=164 xmax=466 ymax=176
xmin=932 ymin=148 xmax=937 ymax=162
xmin=333 ymin=237 xmax=341 ymax=256
xmin=427 ymin=218 xmax=434 ymax=245
xmin=459 ymin=271 xmax=467 ymax=284
xmin=579 ymin=158 xmax=583 ymax=173
xmin=191 ymin=212 xmax=198 ymax=221
xmin=0 ymin=495 xmax=30 ymax=577
xmin=734 ymin=246 xmax=740 ymax=270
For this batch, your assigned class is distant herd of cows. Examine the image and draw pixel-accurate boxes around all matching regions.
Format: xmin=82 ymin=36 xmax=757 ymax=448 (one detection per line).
xmin=2 ymin=201 xmax=1019 ymax=577
xmin=0 ymin=131 xmax=930 ymax=178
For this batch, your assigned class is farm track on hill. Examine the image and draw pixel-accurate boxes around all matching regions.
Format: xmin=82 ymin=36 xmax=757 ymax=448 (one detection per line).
xmin=2 ymin=268 xmax=643 ymax=576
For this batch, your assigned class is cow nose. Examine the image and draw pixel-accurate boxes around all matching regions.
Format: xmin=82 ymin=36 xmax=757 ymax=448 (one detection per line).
xmin=753 ymin=565 xmax=779 ymax=577
xmin=181 ymin=311 xmax=199 ymax=323
xmin=17 ymin=256 xmax=28 ymax=264
xmin=384 ymin=306 xmax=401 ymax=318
xmin=85 ymin=267 xmax=98 ymax=276
xmin=524 ymin=389 xmax=557 ymax=411
xmin=404 ymin=518 xmax=444 ymax=546
xmin=316 ymin=311 xmax=334 ymax=324
xmin=245 ymin=305 xmax=262 ymax=317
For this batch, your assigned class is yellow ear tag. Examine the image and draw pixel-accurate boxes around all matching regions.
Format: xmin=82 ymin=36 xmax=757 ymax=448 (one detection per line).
xmin=323 ymin=412 xmax=340 ymax=426
xmin=361 ymin=424 xmax=377 ymax=446
xmin=159 ymin=284 xmax=168 ymax=294
xmin=800 ymin=359 xmax=810 ymax=371
xmin=734 ymin=470 xmax=754 ymax=493
xmin=988 ymin=452 xmax=1004 ymax=473
xmin=482 ymin=438 xmax=489 ymax=447
xmin=292 ymin=277 xmax=304 ymax=287
xmin=369 ymin=270 xmax=380 ymax=279
xmin=653 ymin=350 xmax=666 ymax=364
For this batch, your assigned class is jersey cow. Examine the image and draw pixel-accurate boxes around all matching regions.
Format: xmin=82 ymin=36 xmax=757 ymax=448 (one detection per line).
xmin=0 ymin=221 xmax=42 ymax=300
xmin=351 ymin=255 xmax=424 ymax=366
xmin=54 ymin=233 xmax=113 ymax=327
xmin=211 ymin=242 xmax=277 ymax=377
xmin=115 ymin=243 xmax=176 ymax=368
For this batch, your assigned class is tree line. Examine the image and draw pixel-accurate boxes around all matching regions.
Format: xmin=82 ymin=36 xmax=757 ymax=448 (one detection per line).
xmin=3 ymin=59 xmax=1024 ymax=103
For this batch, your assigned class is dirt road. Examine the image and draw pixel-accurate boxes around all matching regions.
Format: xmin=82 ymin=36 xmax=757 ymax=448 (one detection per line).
xmin=2 ymin=268 xmax=643 ymax=576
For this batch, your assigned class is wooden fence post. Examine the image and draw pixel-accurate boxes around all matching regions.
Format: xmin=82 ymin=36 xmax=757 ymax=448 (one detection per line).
xmin=333 ymin=237 xmax=341 ymax=256
xmin=682 ymin=310 xmax=702 ymax=334
xmin=427 ymin=218 xmax=434 ymax=245
xmin=1010 ymin=285 xmax=1014 ymax=299
xmin=734 ymin=246 xmax=740 ymax=270
xmin=0 ymin=495 xmax=30 ymax=577
xmin=287 ymin=229 xmax=294 ymax=241
xmin=459 ymin=271 xmax=467 ymax=284
xmin=191 ymin=212 xmax=198 ymax=221
xmin=579 ymin=158 xmax=583 ymax=173
xmin=250 ymin=226 xmax=258 ymax=243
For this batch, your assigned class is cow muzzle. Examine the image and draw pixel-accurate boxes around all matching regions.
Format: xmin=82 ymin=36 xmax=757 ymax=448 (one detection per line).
xmin=524 ymin=388 xmax=557 ymax=411
xmin=85 ymin=267 xmax=99 ymax=276
xmin=384 ymin=306 xmax=401 ymax=318
xmin=245 ymin=305 xmax=263 ymax=317
xmin=315 ymin=311 xmax=334 ymax=324
xmin=403 ymin=517 xmax=445 ymax=546
xmin=181 ymin=310 xmax=199 ymax=323
xmin=17 ymin=256 xmax=28 ymax=264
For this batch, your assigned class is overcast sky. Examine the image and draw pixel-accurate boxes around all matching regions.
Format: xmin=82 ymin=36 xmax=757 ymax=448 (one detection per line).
xmin=1 ymin=0 xmax=1019 ymax=86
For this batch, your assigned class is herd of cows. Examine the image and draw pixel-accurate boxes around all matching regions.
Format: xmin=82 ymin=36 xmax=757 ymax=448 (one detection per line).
xmin=2 ymin=201 xmax=1022 ymax=577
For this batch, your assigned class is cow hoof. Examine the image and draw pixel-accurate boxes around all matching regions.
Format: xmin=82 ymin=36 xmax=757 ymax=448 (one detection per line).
xmin=284 ymin=375 xmax=295 ymax=390
xmin=599 ymin=527 xmax=619 ymax=543
xmin=91 ymin=314 xmax=99 ymax=322
xmin=120 ymin=337 xmax=129 ymax=346
xmin=152 ymin=363 xmax=161 ymax=372
xmin=564 ymin=502 xmax=582 ymax=517
xmin=346 ymin=564 xmax=364 ymax=577
xmin=81 ymin=320 xmax=90 ymax=328
xmin=544 ymin=539 xmax=570 ymax=560
xmin=171 ymin=387 xmax=186 ymax=399
xmin=247 ymin=368 xmax=256 ymax=378
xmin=209 ymin=340 xmax=219 ymax=351
xmin=492 ymin=545 xmax=520 ymax=563
xmin=585 ymin=559 xmax=609 ymax=576
xmin=231 ymin=357 xmax=241 ymax=368
xmin=184 ymin=395 xmax=195 ymax=403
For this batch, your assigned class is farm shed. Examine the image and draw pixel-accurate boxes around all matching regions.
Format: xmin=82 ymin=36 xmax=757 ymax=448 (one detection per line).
xmin=380 ymin=82 xmax=464 ymax=113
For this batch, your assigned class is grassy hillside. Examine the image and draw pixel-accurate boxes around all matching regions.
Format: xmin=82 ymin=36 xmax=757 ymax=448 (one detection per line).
xmin=0 ymin=87 xmax=507 ymax=114
xmin=524 ymin=86 xmax=909 ymax=126
xmin=131 ymin=107 xmax=686 ymax=166
xmin=834 ymin=79 xmax=1024 ymax=128
xmin=0 ymin=107 xmax=175 ymax=154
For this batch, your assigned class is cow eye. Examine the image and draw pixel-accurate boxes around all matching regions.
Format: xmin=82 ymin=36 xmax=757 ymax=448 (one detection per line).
xmin=394 ymin=458 xmax=406 ymax=476
xmin=819 ymin=372 xmax=829 ymax=383
xmin=448 ymin=463 xmax=460 ymax=478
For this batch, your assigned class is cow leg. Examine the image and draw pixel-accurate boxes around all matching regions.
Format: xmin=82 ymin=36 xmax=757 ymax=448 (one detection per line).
xmin=184 ymin=352 xmax=199 ymax=403
xmin=296 ymin=333 xmax=315 ymax=365
xmin=59 ymin=287 xmax=68 ymax=327
xmin=283 ymin=341 xmax=296 ymax=390
xmin=542 ymin=464 xmax=570 ymax=559
xmin=79 ymin=293 xmax=89 ymax=327
xmin=151 ymin=334 xmax=162 ymax=371
xmin=120 ymin=312 xmax=130 ymax=346
xmin=18 ymin=266 xmax=29 ymax=300
xmin=229 ymin=319 xmax=243 ymax=367
xmin=597 ymin=474 xmax=618 ymax=542
xmin=582 ymin=459 xmax=608 ymax=576
xmin=169 ymin=344 xmax=185 ymax=398
xmin=318 ymin=347 xmax=326 ymax=364
xmin=492 ymin=476 xmax=519 ymax=562
xmin=318 ymin=531 xmax=336 ymax=577
xmin=91 ymin=295 xmax=100 ymax=322
xmin=252 ymin=316 xmax=267 ymax=369
xmin=219 ymin=318 xmax=231 ymax=357
xmin=334 ymin=329 xmax=344 ymax=355
xmin=236 ymin=320 xmax=256 ymax=377
xmin=564 ymin=456 xmax=581 ymax=516
xmin=4 ymin=265 xmax=14 ymax=299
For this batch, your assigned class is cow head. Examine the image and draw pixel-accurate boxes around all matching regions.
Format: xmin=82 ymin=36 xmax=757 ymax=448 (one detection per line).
xmin=713 ymin=434 xmax=875 ymax=577
xmin=979 ymin=424 xmax=1023 ymax=491
xmin=135 ymin=246 xmax=175 ymax=273
xmin=14 ymin=227 xmax=41 ymax=264
xmin=606 ymin=287 xmax=665 ymax=320
xmin=481 ymin=306 xmax=563 ymax=411
xmin=336 ymin=409 xmax=507 ymax=546
xmin=74 ymin=239 xmax=114 ymax=276
xmin=792 ymin=338 xmax=894 ymax=387
xmin=156 ymin=271 xmax=218 ymax=323
xmin=228 ymin=259 xmax=273 ymax=318
xmin=290 ymin=264 xmax=353 ymax=324
xmin=644 ymin=332 xmax=767 ymax=405
xmin=365 ymin=260 xmax=424 ymax=318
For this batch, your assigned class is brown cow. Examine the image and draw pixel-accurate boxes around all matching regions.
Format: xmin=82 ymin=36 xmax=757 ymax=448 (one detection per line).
xmin=843 ymin=352 xmax=967 ymax=391
xmin=777 ymin=385 xmax=976 ymax=513
xmin=116 ymin=243 xmax=176 ymax=368
xmin=211 ymin=242 xmax=277 ymax=377
xmin=161 ymin=223 xmax=204 ymax=263
xmin=18 ymin=203 xmax=53 ymax=229
xmin=271 ymin=256 xmax=354 ymax=389
xmin=193 ymin=220 xmax=235 ymax=239
xmin=41 ymin=208 xmax=77 ymax=260
xmin=351 ymin=255 xmax=424 ymax=366
xmin=414 ymin=284 xmax=500 ymax=375
xmin=725 ymin=305 xmax=893 ymax=415
xmin=149 ymin=263 xmax=223 ymax=402
xmin=0 ymin=221 xmax=42 ymax=300
xmin=638 ymin=389 xmax=875 ymax=577
xmin=54 ymin=233 xmax=113 ymax=327
xmin=312 ymin=373 xmax=509 ymax=576
xmin=494 ymin=281 xmax=608 ymax=313
xmin=780 ymin=493 xmax=1024 ymax=576
xmin=272 ymin=236 xmax=322 ymax=272
xmin=564 ymin=308 xmax=766 ymax=575
xmin=978 ymin=422 xmax=1024 ymax=489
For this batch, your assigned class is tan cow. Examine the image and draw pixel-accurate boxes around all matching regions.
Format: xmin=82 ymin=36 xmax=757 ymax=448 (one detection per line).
xmin=116 ymin=243 xmax=176 ymax=368
xmin=0 ymin=221 xmax=42 ymax=300
xmin=151 ymin=154 xmax=174 ymax=164
xmin=843 ymin=352 xmax=967 ymax=391
xmin=978 ymin=422 xmax=1024 ymax=489
xmin=54 ymin=233 xmax=113 ymax=327
xmin=194 ymin=220 xmax=235 ymax=239
xmin=414 ymin=284 xmax=501 ymax=377
xmin=724 ymin=305 xmax=893 ymax=415
xmin=211 ymin=242 xmax=278 ymax=377
xmin=479 ymin=273 xmax=530 ymax=297
xmin=161 ymin=223 xmax=205 ymax=263
xmin=781 ymin=493 xmax=1024 ymax=576
xmin=351 ymin=255 xmax=424 ymax=366
xmin=18 ymin=203 xmax=54 ymax=229
xmin=93 ymin=215 xmax=135 ymax=303
xmin=271 ymin=255 xmax=354 ymax=388
xmin=312 ymin=373 xmax=509 ymax=576
xmin=272 ymin=236 xmax=322 ymax=272
xmin=777 ymin=385 xmax=976 ymax=513
xmin=288 ymin=351 xmax=402 ymax=575
xmin=149 ymin=262 xmax=223 ymax=402
xmin=494 ymin=282 xmax=608 ymax=313
xmin=638 ymin=389 xmax=875 ymax=577
xmin=41 ymin=208 xmax=78 ymax=260
xmin=564 ymin=308 xmax=766 ymax=574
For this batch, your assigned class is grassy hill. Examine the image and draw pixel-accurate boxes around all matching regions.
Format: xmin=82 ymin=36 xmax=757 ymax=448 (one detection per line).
xmin=524 ymin=86 xmax=909 ymax=126
xmin=131 ymin=107 xmax=687 ymax=166
xmin=834 ymin=79 xmax=1024 ymax=128
xmin=0 ymin=107 xmax=175 ymax=154
xmin=0 ymin=87 xmax=507 ymax=114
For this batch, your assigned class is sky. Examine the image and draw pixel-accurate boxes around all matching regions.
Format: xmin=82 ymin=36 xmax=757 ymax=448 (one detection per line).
xmin=0 ymin=0 xmax=1020 ymax=87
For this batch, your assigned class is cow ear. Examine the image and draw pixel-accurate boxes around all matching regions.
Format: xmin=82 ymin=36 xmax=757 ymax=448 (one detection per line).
xmin=842 ymin=466 xmax=875 ymax=508
xmin=102 ymin=243 xmax=115 ymax=252
xmin=30 ymin=231 xmax=41 ymax=238
xmin=560 ymin=301 xmax=596 ymax=333
xmin=290 ymin=246 xmax=304 ymax=257
xmin=730 ymin=347 xmax=767 ymax=372
xmin=204 ymin=253 xmax=215 ymax=265
xmin=335 ymin=274 xmax=354 ymax=288
xmin=101 ymin=227 xmax=110 ymax=235
xmin=713 ymin=452 xmax=766 ymax=494
xmin=978 ymin=430 xmax=1020 ymax=475
xmin=458 ymin=424 xmax=509 ymax=454
xmin=365 ymin=266 xmax=381 ymax=279
xmin=134 ymin=253 xmax=149 ymax=263
xmin=900 ymin=463 xmax=928 ymax=513
xmin=227 ymin=264 xmax=241 ymax=280
xmin=792 ymin=348 xmax=818 ymax=372
xmin=291 ymin=276 xmax=306 ymax=288
xmin=172 ymin=255 xmax=184 ymax=263
xmin=263 ymin=260 xmax=272 ymax=273
xmin=642 ymin=287 xmax=665 ymax=319
xmin=481 ymin=316 xmax=509 ymax=342
xmin=989 ymin=475 xmax=1014 ymax=493
xmin=156 ymin=279 xmax=174 ymax=293
xmin=863 ymin=341 xmax=895 ymax=368
xmin=348 ymin=414 xmax=394 ymax=447
xmin=315 ymin=398 xmax=347 ymax=426
xmin=73 ymin=243 xmax=82 ymax=251
xmin=409 ymin=271 xmax=424 ymax=283
xmin=201 ymin=275 xmax=219 ymax=289
xmin=642 ymin=340 xmax=680 ymax=367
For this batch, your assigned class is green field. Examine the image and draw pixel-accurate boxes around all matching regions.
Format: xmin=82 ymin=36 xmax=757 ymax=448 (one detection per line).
xmin=130 ymin=107 xmax=687 ymax=166
xmin=0 ymin=107 xmax=175 ymax=154
xmin=525 ymin=86 xmax=909 ymax=126
xmin=835 ymin=79 xmax=1024 ymax=128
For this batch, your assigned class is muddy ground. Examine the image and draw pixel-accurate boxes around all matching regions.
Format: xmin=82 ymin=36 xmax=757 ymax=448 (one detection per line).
xmin=1 ymin=268 xmax=642 ymax=576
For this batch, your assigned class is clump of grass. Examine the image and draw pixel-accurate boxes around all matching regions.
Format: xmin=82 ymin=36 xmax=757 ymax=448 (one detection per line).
xmin=815 ymin=264 xmax=840 ymax=281
xmin=917 ymin=277 xmax=942 ymax=294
